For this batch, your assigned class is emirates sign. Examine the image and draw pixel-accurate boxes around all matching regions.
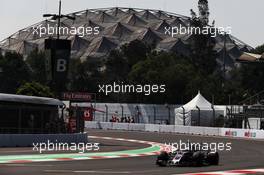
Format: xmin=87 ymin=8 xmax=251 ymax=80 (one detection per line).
xmin=61 ymin=92 xmax=94 ymax=101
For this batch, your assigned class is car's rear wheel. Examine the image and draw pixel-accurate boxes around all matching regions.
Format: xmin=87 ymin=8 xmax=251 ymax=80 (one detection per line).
xmin=208 ymin=152 xmax=219 ymax=165
xmin=193 ymin=151 xmax=204 ymax=166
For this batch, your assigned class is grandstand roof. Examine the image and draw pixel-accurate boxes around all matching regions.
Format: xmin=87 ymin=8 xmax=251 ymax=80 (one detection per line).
xmin=238 ymin=52 xmax=264 ymax=62
xmin=0 ymin=7 xmax=253 ymax=68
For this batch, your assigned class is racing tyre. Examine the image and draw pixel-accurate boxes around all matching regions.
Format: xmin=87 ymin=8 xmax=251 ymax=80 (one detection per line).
xmin=208 ymin=152 xmax=219 ymax=165
xmin=193 ymin=151 xmax=204 ymax=166
xmin=156 ymin=151 xmax=169 ymax=167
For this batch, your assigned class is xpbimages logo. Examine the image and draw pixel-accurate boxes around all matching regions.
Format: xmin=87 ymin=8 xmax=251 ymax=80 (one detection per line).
xmin=162 ymin=141 xmax=232 ymax=153
xmin=98 ymin=82 xmax=166 ymax=96
xmin=32 ymin=140 xmax=100 ymax=154
xmin=32 ymin=24 xmax=100 ymax=37
xmin=164 ymin=24 xmax=232 ymax=38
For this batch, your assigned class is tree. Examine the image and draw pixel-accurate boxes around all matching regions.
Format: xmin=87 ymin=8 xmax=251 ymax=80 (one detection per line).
xmin=0 ymin=52 xmax=3 ymax=72
xmin=240 ymin=64 xmax=264 ymax=94
xmin=239 ymin=43 xmax=264 ymax=97
xmin=0 ymin=52 xmax=31 ymax=93
xmin=69 ymin=58 xmax=102 ymax=92
xmin=198 ymin=0 xmax=210 ymax=26
xmin=253 ymin=43 xmax=264 ymax=54
xmin=104 ymin=49 xmax=129 ymax=82
xmin=121 ymin=40 xmax=150 ymax=67
xmin=189 ymin=0 xmax=217 ymax=75
xmin=26 ymin=49 xmax=47 ymax=85
xmin=16 ymin=82 xmax=54 ymax=98
xmin=128 ymin=52 xmax=199 ymax=103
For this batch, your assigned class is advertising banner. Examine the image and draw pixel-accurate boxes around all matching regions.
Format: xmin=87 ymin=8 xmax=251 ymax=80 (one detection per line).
xmin=45 ymin=39 xmax=71 ymax=83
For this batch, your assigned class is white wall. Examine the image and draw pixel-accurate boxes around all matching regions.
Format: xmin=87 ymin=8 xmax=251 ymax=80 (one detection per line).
xmin=85 ymin=121 xmax=264 ymax=140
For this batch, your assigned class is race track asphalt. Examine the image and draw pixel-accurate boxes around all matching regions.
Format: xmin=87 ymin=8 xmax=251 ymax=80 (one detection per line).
xmin=0 ymin=129 xmax=264 ymax=175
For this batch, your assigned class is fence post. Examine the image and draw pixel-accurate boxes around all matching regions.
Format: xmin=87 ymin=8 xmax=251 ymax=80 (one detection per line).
xmin=121 ymin=105 xmax=124 ymax=119
xmin=196 ymin=105 xmax=200 ymax=126
xmin=182 ymin=106 xmax=185 ymax=126
xmin=135 ymin=106 xmax=139 ymax=123
xmin=211 ymin=105 xmax=215 ymax=127
xmin=105 ymin=104 xmax=108 ymax=122
xmin=153 ymin=105 xmax=156 ymax=124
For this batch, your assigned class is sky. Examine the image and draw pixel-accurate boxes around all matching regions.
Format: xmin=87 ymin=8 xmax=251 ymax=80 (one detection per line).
xmin=0 ymin=0 xmax=263 ymax=47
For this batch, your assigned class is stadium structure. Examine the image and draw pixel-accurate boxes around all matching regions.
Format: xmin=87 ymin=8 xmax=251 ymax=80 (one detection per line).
xmin=0 ymin=7 xmax=253 ymax=71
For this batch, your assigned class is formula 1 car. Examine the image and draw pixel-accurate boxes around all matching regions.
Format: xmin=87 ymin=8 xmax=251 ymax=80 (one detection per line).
xmin=156 ymin=150 xmax=219 ymax=167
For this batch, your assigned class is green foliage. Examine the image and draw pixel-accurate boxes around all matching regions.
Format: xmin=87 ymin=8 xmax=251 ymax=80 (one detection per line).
xmin=26 ymin=49 xmax=47 ymax=84
xmin=66 ymin=41 xmax=264 ymax=104
xmin=240 ymin=64 xmax=264 ymax=94
xmin=121 ymin=39 xmax=151 ymax=67
xmin=189 ymin=17 xmax=217 ymax=75
xmin=16 ymin=82 xmax=54 ymax=98
xmin=104 ymin=50 xmax=129 ymax=82
xmin=129 ymin=52 xmax=208 ymax=103
xmin=253 ymin=43 xmax=264 ymax=54
xmin=1 ymin=40 xmax=264 ymax=105
xmin=0 ymin=52 xmax=31 ymax=93
xmin=238 ymin=43 xmax=264 ymax=97
xmin=69 ymin=58 xmax=102 ymax=92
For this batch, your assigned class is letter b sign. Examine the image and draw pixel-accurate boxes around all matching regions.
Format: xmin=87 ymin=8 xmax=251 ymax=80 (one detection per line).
xmin=44 ymin=39 xmax=71 ymax=83
xmin=56 ymin=59 xmax=67 ymax=72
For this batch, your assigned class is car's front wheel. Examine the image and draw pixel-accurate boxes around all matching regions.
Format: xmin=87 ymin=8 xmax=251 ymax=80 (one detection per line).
xmin=156 ymin=159 xmax=169 ymax=167
xmin=156 ymin=151 xmax=169 ymax=167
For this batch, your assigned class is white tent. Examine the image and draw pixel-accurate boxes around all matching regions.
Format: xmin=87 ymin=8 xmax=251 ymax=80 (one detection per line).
xmin=175 ymin=92 xmax=224 ymax=126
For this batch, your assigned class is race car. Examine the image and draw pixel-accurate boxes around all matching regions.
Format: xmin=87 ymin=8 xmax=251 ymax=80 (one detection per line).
xmin=156 ymin=149 xmax=219 ymax=167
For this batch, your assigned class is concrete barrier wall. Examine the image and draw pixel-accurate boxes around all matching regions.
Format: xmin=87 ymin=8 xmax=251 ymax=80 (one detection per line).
xmin=0 ymin=133 xmax=88 ymax=147
xmin=112 ymin=123 xmax=129 ymax=130
xmin=220 ymin=128 xmax=244 ymax=138
xmin=85 ymin=121 xmax=264 ymax=139
xmin=160 ymin=125 xmax=175 ymax=133
xmin=128 ymin=124 xmax=146 ymax=131
xmin=203 ymin=127 xmax=220 ymax=136
xmin=189 ymin=126 xmax=205 ymax=135
xmin=85 ymin=121 xmax=99 ymax=129
xmin=255 ymin=130 xmax=264 ymax=138
xmin=174 ymin=125 xmax=190 ymax=134
xmin=99 ymin=122 xmax=113 ymax=130
xmin=145 ymin=124 xmax=160 ymax=132
xmin=219 ymin=128 xmax=264 ymax=139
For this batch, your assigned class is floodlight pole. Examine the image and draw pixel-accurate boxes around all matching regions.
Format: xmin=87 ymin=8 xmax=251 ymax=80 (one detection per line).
xmin=222 ymin=32 xmax=227 ymax=87
xmin=57 ymin=0 xmax=62 ymax=39
xmin=43 ymin=0 xmax=75 ymax=39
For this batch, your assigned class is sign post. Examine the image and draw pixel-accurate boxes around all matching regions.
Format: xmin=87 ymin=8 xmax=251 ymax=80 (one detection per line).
xmin=45 ymin=39 xmax=71 ymax=95
xmin=62 ymin=92 xmax=96 ymax=133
